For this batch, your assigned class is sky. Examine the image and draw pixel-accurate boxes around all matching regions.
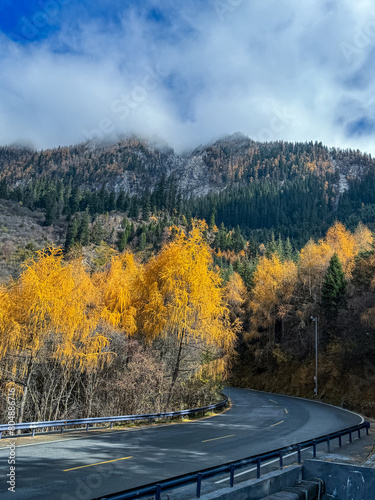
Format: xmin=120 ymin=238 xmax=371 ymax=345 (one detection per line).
xmin=1 ymin=0 xmax=375 ymax=153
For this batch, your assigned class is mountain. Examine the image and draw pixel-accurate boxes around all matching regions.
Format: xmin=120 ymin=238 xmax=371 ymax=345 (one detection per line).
xmin=0 ymin=133 xmax=371 ymax=194
xmin=0 ymin=133 xmax=375 ymax=250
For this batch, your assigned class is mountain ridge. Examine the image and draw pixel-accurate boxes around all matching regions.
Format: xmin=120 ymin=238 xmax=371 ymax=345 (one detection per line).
xmin=0 ymin=133 xmax=374 ymax=199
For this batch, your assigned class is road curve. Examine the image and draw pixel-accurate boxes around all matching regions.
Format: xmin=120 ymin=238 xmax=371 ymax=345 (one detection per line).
xmin=0 ymin=388 xmax=364 ymax=500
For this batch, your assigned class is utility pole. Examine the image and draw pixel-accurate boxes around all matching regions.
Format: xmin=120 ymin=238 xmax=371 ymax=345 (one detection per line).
xmin=312 ymin=317 xmax=318 ymax=396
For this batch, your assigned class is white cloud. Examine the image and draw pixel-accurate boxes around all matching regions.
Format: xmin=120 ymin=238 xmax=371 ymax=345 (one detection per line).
xmin=1 ymin=0 xmax=375 ymax=154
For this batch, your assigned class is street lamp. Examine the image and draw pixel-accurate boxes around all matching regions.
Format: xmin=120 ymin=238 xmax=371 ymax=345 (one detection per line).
xmin=311 ymin=317 xmax=318 ymax=396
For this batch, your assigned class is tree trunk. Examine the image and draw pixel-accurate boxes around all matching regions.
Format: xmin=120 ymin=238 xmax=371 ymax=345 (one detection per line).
xmin=166 ymin=331 xmax=185 ymax=409
xmin=18 ymin=357 xmax=34 ymax=427
xmin=53 ymin=373 xmax=69 ymax=420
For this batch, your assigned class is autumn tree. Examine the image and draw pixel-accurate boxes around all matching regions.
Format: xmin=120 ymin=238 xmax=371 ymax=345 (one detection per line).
xmin=325 ymin=221 xmax=357 ymax=277
xmin=299 ymin=239 xmax=333 ymax=300
xmin=138 ymin=221 xmax=237 ymax=406
xmin=95 ymin=252 xmax=142 ymax=334
xmin=249 ymin=254 xmax=297 ymax=345
xmin=354 ymin=222 xmax=373 ymax=253
xmin=225 ymin=272 xmax=247 ymax=324
xmin=0 ymin=248 xmax=109 ymax=422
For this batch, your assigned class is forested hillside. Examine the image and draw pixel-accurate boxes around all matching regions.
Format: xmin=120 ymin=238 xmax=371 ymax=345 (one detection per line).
xmin=0 ymin=134 xmax=375 ymax=249
xmin=1 ymin=134 xmax=375 ymax=423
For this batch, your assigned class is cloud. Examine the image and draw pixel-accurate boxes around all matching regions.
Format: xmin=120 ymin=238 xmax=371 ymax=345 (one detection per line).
xmin=1 ymin=0 xmax=375 ymax=154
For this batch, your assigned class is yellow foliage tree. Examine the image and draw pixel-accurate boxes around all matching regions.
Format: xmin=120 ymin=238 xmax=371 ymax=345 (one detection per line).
xmin=325 ymin=221 xmax=357 ymax=276
xmin=0 ymin=248 xmax=109 ymax=422
xmin=139 ymin=221 xmax=237 ymax=405
xmin=225 ymin=272 xmax=247 ymax=321
xmin=250 ymin=254 xmax=297 ymax=341
xmin=299 ymin=239 xmax=333 ymax=299
xmin=354 ymin=223 xmax=373 ymax=253
xmin=96 ymin=252 xmax=142 ymax=334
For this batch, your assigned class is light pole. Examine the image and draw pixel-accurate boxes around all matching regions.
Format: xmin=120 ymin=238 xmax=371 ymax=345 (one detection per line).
xmin=312 ymin=317 xmax=318 ymax=396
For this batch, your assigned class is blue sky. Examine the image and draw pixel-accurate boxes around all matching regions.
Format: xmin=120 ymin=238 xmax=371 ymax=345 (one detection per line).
xmin=0 ymin=0 xmax=375 ymax=153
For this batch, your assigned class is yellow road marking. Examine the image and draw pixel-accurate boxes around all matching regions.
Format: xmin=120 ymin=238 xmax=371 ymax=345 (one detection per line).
xmin=270 ymin=420 xmax=284 ymax=427
xmin=284 ymin=408 xmax=288 ymax=414
xmin=63 ymin=456 xmax=132 ymax=472
xmin=202 ymin=434 xmax=235 ymax=443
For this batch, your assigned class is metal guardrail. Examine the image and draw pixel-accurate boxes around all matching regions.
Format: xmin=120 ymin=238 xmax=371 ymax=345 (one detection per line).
xmin=0 ymin=398 xmax=228 ymax=440
xmin=91 ymin=421 xmax=370 ymax=500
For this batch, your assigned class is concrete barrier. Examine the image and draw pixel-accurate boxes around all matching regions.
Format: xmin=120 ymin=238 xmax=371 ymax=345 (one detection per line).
xmin=197 ymin=459 xmax=375 ymax=499
xmin=303 ymin=459 xmax=375 ymax=499
xmin=199 ymin=466 xmax=303 ymax=500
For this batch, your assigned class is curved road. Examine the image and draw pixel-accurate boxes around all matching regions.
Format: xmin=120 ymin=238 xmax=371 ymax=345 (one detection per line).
xmin=0 ymin=388 xmax=364 ymax=499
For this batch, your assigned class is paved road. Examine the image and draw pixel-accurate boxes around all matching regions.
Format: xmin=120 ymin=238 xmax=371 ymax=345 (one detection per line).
xmin=0 ymin=388 xmax=364 ymax=499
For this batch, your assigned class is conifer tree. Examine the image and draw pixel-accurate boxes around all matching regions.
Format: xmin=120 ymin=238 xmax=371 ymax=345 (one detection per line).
xmin=277 ymin=234 xmax=284 ymax=260
xmin=267 ymin=232 xmax=278 ymax=256
xmin=321 ymin=253 xmax=346 ymax=320
xmin=91 ymin=219 xmax=104 ymax=245
xmin=65 ymin=218 xmax=79 ymax=252
xmin=117 ymin=231 xmax=128 ymax=253
xmin=78 ymin=210 xmax=91 ymax=246
xmin=142 ymin=197 xmax=151 ymax=222
xmin=209 ymin=212 xmax=216 ymax=231
xmin=284 ymin=237 xmax=294 ymax=261
xmin=129 ymin=198 xmax=139 ymax=218
xmin=232 ymin=226 xmax=245 ymax=253
xmin=140 ymin=231 xmax=147 ymax=250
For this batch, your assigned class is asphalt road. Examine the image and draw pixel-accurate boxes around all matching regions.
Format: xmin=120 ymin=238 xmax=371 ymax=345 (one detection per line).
xmin=0 ymin=388 xmax=364 ymax=500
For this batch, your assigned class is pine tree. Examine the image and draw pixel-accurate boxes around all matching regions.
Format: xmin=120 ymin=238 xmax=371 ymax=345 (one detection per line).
xmin=209 ymin=212 xmax=216 ymax=231
xmin=232 ymin=226 xmax=245 ymax=253
xmin=116 ymin=190 xmax=126 ymax=212
xmin=64 ymin=217 xmax=79 ymax=252
xmin=284 ymin=237 xmax=294 ymax=261
xmin=267 ymin=232 xmax=278 ymax=256
xmin=121 ymin=215 xmax=129 ymax=229
xmin=142 ymin=197 xmax=151 ymax=222
xmin=106 ymin=191 xmax=116 ymax=212
xmin=140 ymin=231 xmax=147 ymax=250
xmin=0 ymin=179 xmax=8 ymax=198
xmin=129 ymin=198 xmax=139 ymax=218
xmin=78 ymin=210 xmax=91 ymax=246
xmin=44 ymin=195 xmax=57 ymax=226
xmin=117 ymin=230 xmax=129 ymax=253
xmin=321 ymin=253 xmax=346 ymax=320
xmin=277 ymin=234 xmax=284 ymax=260
xmin=91 ymin=219 xmax=104 ymax=245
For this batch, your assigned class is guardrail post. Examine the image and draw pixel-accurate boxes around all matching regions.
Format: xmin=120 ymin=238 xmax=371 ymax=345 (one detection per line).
xmin=86 ymin=424 xmax=89 ymax=432
xmin=61 ymin=426 xmax=64 ymax=434
xmin=111 ymin=422 xmax=114 ymax=429
xmin=297 ymin=444 xmax=301 ymax=464
xmin=230 ymin=465 xmax=235 ymax=487
xmin=338 ymin=432 xmax=342 ymax=447
xmin=32 ymin=429 xmax=36 ymax=438
xmin=279 ymin=451 xmax=283 ymax=469
xmin=326 ymin=436 xmax=330 ymax=452
xmin=257 ymin=458 xmax=261 ymax=479
xmin=313 ymin=440 xmax=317 ymax=458
xmin=155 ymin=484 xmax=161 ymax=500
xmin=196 ymin=473 xmax=202 ymax=498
